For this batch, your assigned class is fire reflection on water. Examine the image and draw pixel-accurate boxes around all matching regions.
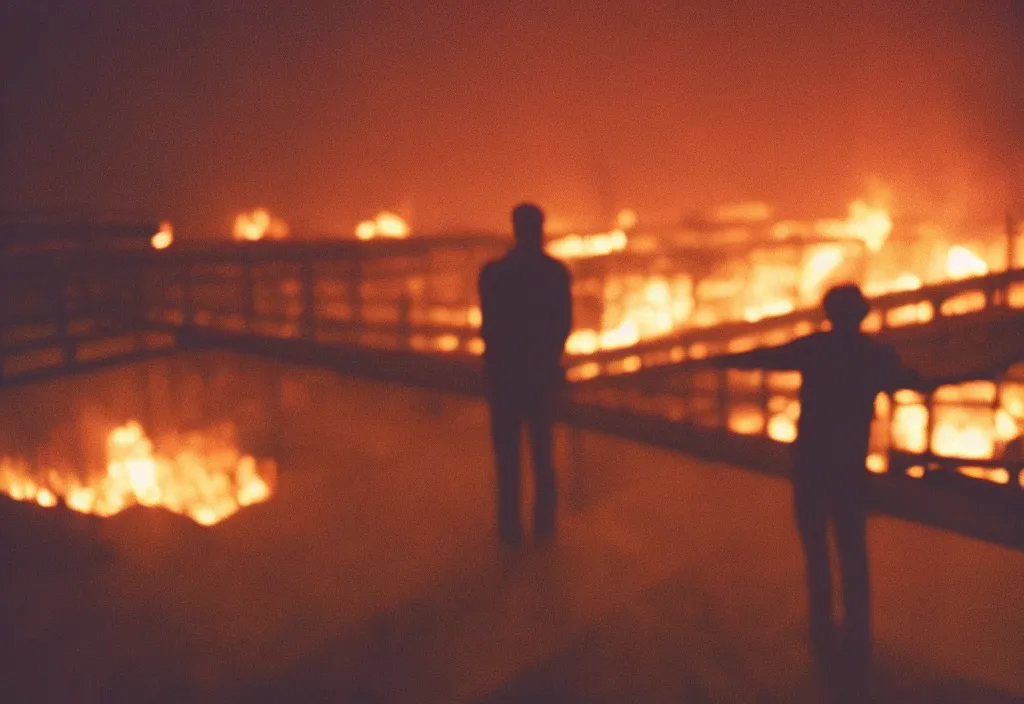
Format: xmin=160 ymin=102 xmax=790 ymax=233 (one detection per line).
xmin=0 ymin=357 xmax=281 ymax=525
xmin=0 ymin=421 xmax=277 ymax=525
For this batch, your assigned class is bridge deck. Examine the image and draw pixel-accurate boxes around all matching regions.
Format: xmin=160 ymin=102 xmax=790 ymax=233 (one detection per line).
xmin=1 ymin=355 xmax=1021 ymax=703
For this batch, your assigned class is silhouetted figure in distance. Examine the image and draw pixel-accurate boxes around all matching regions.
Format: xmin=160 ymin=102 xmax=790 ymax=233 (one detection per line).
xmin=479 ymin=203 xmax=572 ymax=544
xmin=713 ymin=283 xmax=927 ymax=676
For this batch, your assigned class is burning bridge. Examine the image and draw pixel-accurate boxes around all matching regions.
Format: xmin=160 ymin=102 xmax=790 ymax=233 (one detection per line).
xmin=2 ymin=222 xmax=1023 ymax=547
xmin=3 ymin=220 xmax=1024 ymax=702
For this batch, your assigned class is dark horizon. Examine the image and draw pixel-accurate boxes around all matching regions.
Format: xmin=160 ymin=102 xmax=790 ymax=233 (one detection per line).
xmin=3 ymin=0 xmax=1023 ymax=237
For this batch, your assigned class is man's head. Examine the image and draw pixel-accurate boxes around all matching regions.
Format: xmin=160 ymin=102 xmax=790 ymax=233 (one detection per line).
xmin=823 ymin=283 xmax=869 ymax=331
xmin=512 ymin=202 xmax=545 ymax=250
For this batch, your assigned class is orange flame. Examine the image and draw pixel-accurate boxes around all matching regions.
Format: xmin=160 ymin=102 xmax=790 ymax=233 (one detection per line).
xmin=233 ymin=208 xmax=290 ymax=241
xmin=558 ymin=195 xmax=1004 ymax=356
xmin=713 ymin=201 xmax=774 ymax=223
xmin=616 ymin=208 xmax=639 ymax=230
xmin=945 ymin=245 xmax=989 ymax=280
xmin=355 ymin=212 xmax=410 ymax=240
xmin=547 ymin=229 xmax=628 ymax=259
xmin=773 ymin=199 xmax=892 ymax=252
xmin=150 ymin=221 xmax=174 ymax=250
xmin=547 ymin=208 xmax=637 ymax=260
xmin=0 ymin=421 xmax=276 ymax=526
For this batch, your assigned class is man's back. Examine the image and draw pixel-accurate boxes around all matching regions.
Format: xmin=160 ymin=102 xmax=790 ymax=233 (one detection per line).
xmin=478 ymin=248 xmax=572 ymax=394
xmin=723 ymin=328 xmax=911 ymax=472
xmin=778 ymin=331 xmax=908 ymax=475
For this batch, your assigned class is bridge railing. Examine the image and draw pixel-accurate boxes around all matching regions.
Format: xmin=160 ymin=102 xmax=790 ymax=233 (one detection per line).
xmin=0 ymin=237 xmax=508 ymax=382
xmin=3 ymin=241 xmax=1024 ymax=501
xmin=566 ymin=267 xmax=1024 ymax=381
xmin=569 ymin=348 xmax=1024 ymax=495
xmin=144 ymin=246 xmax=1024 ymax=371
xmin=140 ymin=238 xmax=502 ymax=354
xmin=5 ymin=239 xmax=1024 ymax=385
xmin=0 ymin=250 xmax=179 ymax=382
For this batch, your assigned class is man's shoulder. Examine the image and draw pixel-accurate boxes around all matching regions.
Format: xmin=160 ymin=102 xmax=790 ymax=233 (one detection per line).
xmin=854 ymin=332 xmax=893 ymax=353
xmin=866 ymin=337 xmax=899 ymax=362
xmin=485 ymin=251 xmax=569 ymax=278
xmin=539 ymin=253 xmax=571 ymax=280
xmin=795 ymin=331 xmax=827 ymax=350
xmin=479 ymin=254 xmax=510 ymax=282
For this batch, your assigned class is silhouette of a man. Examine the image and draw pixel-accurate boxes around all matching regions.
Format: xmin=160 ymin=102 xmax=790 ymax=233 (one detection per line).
xmin=714 ymin=283 xmax=926 ymax=671
xmin=478 ymin=203 xmax=572 ymax=544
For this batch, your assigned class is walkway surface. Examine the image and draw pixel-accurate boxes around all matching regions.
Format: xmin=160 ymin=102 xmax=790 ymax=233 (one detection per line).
xmin=1 ymin=352 xmax=1022 ymax=703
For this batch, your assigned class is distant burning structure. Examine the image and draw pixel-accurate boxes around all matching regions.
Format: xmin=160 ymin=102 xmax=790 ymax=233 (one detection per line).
xmin=1 ymin=193 xmax=1019 ymax=517
xmin=355 ymin=211 xmax=411 ymax=241
xmin=233 ymin=208 xmax=290 ymax=242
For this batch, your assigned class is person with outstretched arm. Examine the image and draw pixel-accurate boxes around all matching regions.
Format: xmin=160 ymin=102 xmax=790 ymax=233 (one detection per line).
xmin=710 ymin=283 xmax=929 ymax=677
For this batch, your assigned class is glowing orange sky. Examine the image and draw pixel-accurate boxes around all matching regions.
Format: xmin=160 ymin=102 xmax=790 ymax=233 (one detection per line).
xmin=3 ymin=0 xmax=1022 ymax=236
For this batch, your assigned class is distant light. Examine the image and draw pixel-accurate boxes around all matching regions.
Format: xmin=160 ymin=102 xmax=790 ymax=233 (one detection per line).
xmin=151 ymin=221 xmax=174 ymax=250
xmin=714 ymin=201 xmax=774 ymax=223
xmin=355 ymin=220 xmax=376 ymax=240
xmin=616 ymin=208 xmax=638 ymax=230
xmin=35 ymin=487 xmax=58 ymax=508
xmin=945 ymin=245 xmax=988 ymax=280
xmin=233 ymin=208 xmax=289 ymax=241
xmin=354 ymin=211 xmax=410 ymax=240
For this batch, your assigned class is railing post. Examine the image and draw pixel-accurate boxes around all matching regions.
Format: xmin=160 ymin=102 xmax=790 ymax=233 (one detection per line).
xmin=52 ymin=257 xmax=75 ymax=368
xmin=241 ymin=253 xmax=255 ymax=333
xmin=716 ymin=366 xmax=729 ymax=430
xmin=1007 ymin=213 xmax=1017 ymax=272
xmin=132 ymin=254 xmax=148 ymax=351
xmin=348 ymin=256 xmax=362 ymax=325
xmin=181 ymin=255 xmax=195 ymax=329
xmin=299 ymin=257 xmax=316 ymax=340
xmin=397 ymin=290 xmax=411 ymax=350
xmin=924 ymin=388 xmax=935 ymax=475
xmin=759 ymin=370 xmax=770 ymax=438
xmin=680 ymin=367 xmax=692 ymax=424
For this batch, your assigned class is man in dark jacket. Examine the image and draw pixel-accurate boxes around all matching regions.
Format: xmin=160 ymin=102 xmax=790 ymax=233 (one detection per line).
xmin=713 ymin=283 xmax=928 ymax=671
xmin=478 ymin=203 xmax=572 ymax=544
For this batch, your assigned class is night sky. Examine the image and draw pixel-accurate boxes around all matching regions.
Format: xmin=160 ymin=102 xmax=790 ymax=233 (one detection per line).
xmin=3 ymin=0 xmax=1022 ymax=237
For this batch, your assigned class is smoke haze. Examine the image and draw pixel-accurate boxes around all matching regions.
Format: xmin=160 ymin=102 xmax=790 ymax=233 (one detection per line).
xmin=3 ymin=0 xmax=1022 ymax=236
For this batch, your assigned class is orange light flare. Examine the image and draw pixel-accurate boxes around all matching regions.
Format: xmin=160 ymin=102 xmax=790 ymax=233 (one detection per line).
xmin=233 ymin=208 xmax=290 ymax=242
xmin=772 ymin=199 xmax=893 ymax=253
xmin=150 ymin=221 xmax=174 ymax=250
xmin=945 ymin=245 xmax=989 ymax=280
xmin=724 ymin=379 xmax=1022 ymax=488
xmin=547 ymin=229 xmax=628 ymax=259
xmin=481 ymin=196 xmax=1007 ymax=363
xmin=886 ymin=381 xmax=1023 ymax=484
xmin=569 ymin=198 xmax=897 ymax=353
xmin=713 ymin=201 xmax=774 ymax=223
xmin=0 ymin=421 xmax=277 ymax=526
xmin=355 ymin=212 xmax=410 ymax=241
xmin=546 ymin=208 xmax=638 ymax=260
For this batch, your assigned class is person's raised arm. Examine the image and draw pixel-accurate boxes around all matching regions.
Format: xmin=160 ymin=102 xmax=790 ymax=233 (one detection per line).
xmin=916 ymin=351 xmax=1023 ymax=393
xmin=878 ymin=345 xmax=930 ymax=393
xmin=711 ymin=336 xmax=810 ymax=371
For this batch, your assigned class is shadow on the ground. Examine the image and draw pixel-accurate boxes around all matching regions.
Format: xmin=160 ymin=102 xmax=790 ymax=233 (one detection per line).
xmin=0 ymin=496 xmax=114 ymax=587
xmin=0 ymin=497 xmax=198 ymax=704
xmin=229 ymin=542 xmax=1023 ymax=704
